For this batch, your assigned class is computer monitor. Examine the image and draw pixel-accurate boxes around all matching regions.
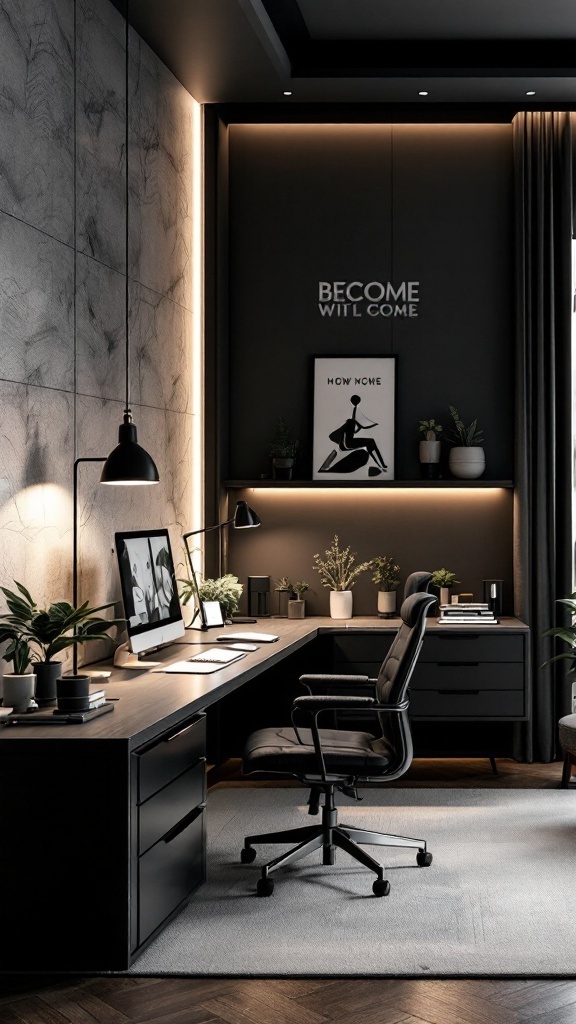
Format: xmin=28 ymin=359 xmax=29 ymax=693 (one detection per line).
xmin=114 ymin=528 xmax=185 ymax=668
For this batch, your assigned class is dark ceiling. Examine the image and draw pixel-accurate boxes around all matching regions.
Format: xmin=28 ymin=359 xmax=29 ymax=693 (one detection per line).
xmin=117 ymin=0 xmax=576 ymax=106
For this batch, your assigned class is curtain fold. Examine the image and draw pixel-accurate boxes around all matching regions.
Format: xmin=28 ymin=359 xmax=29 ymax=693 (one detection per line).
xmin=513 ymin=111 xmax=574 ymax=762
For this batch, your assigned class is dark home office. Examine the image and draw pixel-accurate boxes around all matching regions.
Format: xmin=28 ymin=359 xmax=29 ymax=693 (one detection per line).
xmin=1 ymin=0 xmax=576 ymax=1020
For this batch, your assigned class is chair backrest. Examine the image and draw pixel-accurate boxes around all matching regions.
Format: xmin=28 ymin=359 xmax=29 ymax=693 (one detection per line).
xmin=403 ymin=571 xmax=432 ymax=601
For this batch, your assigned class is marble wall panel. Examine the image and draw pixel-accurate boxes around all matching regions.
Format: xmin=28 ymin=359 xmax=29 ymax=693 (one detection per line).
xmin=129 ymin=281 xmax=192 ymax=413
xmin=0 ymin=211 xmax=74 ymax=390
xmin=76 ymin=251 xmax=125 ymax=401
xmin=76 ymin=0 xmax=125 ymax=104
xmin=0 ymin=0 xmax=74 ymax=244
xmin=0 ymin=380 xmax=74 ymax=608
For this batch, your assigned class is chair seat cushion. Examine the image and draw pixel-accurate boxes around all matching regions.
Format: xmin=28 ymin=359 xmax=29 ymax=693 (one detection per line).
xmin=559 ymin=714 xmax=576 ymax=753
xmin=242 ymin=726 xmax=391 ymax=776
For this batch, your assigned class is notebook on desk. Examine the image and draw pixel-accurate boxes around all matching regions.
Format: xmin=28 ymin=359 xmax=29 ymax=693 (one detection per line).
xmin=161 ymin=648 xmax=247 ymax=674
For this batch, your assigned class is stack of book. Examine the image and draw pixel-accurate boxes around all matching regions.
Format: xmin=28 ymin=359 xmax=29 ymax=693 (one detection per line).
xmin=438 ymin=602 xmax=498 ymax=625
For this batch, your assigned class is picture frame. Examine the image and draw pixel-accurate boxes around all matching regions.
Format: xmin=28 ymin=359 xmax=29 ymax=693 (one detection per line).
xmin=201 ymin=600 xmax=225 ymax=628
xmin=312 ymin=356 xmax=396 ymax=481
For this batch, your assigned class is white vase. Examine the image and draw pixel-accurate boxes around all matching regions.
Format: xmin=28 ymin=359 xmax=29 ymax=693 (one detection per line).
xmin=330 ymin=590 xmax=353 ymax=619
xmin=419 ymin=439 xmax=441 ymax=464
xmin=448 ymin=446 xmax=485 ymax=479
xmin=440 ymin=587 xmax=451 ymax=607
xmin=2 ymin=672 xmax=37 ymax=712
xmin=377 ymin=590 xmax=396 ymax=618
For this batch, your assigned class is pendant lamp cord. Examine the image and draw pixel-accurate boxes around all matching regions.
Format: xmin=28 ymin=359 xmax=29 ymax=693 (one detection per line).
xmin=124 ymin=0 xmax=131 ymax=418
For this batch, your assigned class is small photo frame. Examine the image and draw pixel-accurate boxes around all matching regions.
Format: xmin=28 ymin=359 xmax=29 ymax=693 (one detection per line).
xmin=201 ymin=600 xmax=225 ymax=627
xmin=312 ymin=356 xmax=396 ymax=481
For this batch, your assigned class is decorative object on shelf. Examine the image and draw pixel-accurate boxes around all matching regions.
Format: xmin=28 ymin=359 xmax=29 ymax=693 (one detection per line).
xmin=248 ymin=576 xmax=271 ymax=617
xmin=273 ymin=576 xmax=293 ymax=617
xmin=313 ymin=357 xmax=396 ymax=481
xmin=369 ymin=555 xmax=401 ymax=618
xmin=288 ymin=581 xmax=309 ymax=619
xmin=182 ymin=501 xmax=261 ymax=629
xmin=312 ymin=534 xmax=370 ymax=619
xmin=482 ymin=579 xmax=503 ymax=617
xmin=0 ymin=636 xmax=37 ymax=712
xmin=179 ymin=574 xmax=243 ymax=624
xmin=430 ymin=568 xmax=461 ymax=610
xmin=446 ymin=405 xmax=485 ymax=479
xmin=268 ymin=417 xmax=300 ymax=480
xmin=418 ymin=419 xmax=443 ymax=479
xmin=0 ymin=581 xmax=123 ymax=706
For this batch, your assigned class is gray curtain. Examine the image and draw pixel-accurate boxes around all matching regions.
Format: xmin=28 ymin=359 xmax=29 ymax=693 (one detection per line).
xmin=513 ymin=110 xmax=574 ymax=762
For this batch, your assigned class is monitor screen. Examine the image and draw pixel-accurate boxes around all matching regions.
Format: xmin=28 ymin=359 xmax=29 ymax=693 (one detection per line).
xmin=115 ymin=529 xmax=185 ymax=655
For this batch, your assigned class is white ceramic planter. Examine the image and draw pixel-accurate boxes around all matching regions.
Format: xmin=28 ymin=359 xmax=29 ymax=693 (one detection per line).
xmin=2 ymin=672 xmax=37 ymax=712
xmin=448 ymin=446 xmax=485 ymax=479
xmin=330 ymin=590 xmax=353 ymax=619
xmin=377 ymin=590 xmax=397 ymax=617
xmin=440 ymin=587 xmax=451 ymax=607
xmin=419 ymin=439 xmax=441 ymax=464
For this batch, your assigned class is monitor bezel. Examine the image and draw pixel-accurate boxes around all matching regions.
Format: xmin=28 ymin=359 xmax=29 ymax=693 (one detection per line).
xmin=115 ymin=528 xmax=185 ymax=655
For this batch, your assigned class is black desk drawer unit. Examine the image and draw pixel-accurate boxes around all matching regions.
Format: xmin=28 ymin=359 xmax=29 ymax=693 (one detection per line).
xmin=133 ymin=713 xmax=207 ymax=949
xmin=332 ymin=630 xmax=528 ymax=722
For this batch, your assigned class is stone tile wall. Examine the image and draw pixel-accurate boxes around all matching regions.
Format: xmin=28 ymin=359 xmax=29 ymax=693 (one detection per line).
xmin=0 ymin=0 xmax=197 ymax=669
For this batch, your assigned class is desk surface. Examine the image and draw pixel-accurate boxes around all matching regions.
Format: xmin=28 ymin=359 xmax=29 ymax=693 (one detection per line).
xmin=0 ymin=616 xmax=528 ymax=746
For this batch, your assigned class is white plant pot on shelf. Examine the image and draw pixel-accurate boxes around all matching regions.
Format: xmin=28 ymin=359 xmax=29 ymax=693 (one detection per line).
xmin=330 ymin=590 xmax=353 ymax=619
xmin=2 ymin=672 xmax=37 ymax=712
xmin=419 ymin=439 xmax=441 ymax=464
xmin=377 ymin=590 xmax=397 ymax=618
xmin=448 ymin=446 xmax=485 ymax=480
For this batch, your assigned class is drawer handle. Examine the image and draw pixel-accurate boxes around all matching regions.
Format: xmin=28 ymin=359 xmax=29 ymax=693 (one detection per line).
xmin=163 ymin=804 xmax=205 ymax=844
xmin=437 ymin=662 xmax=480 ymax=667
xmin=438 ymin=689 xmax=480 ymax=695
xmin=166 ymin=714 xmax=206 ymax=743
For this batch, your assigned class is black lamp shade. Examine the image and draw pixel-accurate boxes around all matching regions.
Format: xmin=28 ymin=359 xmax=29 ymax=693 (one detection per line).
xmin=100 ymin=414 xmax=159 ymax=485
xmin=233 ymin=501 xmax=260 ymax=529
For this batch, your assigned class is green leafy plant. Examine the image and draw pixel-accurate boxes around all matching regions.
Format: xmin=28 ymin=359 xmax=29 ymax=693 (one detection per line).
xmin=430 ymin=568 xmax=460 ymax=590
xmin=179 ymin=573 xmax=243 ymax=618
xmin=0 ymin=581 xmax=124 ymax=664
xmin=369 ymin=556 xmax=401 ymax=592
xmin=447 ymin=406 xmax=484 ymax=446
xmin=292 ymin=580 xmax=309 ymax=598
xmin=268 ymin=417 xmax=300 ymax=459
xmin=3 ymin=636 xmax=33 ymax=675
xmin=312 ymin=535 xmax=370 ymax=592
xmin=542 ymin=593 xmax=576 ymax=673
xmin=419 ymin=419 xmax=443 ymax=439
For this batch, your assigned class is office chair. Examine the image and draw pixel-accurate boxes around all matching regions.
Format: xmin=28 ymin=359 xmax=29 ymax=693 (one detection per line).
xmin=240 ymin=590 xmax=437 ymax=897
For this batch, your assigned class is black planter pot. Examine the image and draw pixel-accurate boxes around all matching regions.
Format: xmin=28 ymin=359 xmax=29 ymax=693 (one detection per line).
xmin=34 ymin=661 xmax=62 ymax=706
xmin=56 ymin=674 xmax=91 ymax=712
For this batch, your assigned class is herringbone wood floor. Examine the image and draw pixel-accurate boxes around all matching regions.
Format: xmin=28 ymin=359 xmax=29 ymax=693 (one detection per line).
xmin=2 ymin=758 xmax=574 ymax=1024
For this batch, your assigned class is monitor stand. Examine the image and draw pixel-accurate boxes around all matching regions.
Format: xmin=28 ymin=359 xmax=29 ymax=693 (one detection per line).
xmin=113 ymin=643 xmax=162 ymax=670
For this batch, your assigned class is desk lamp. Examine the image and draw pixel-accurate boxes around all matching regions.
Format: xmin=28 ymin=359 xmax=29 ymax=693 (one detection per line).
xmin=182 ymin=501 xmax=261 ymax=629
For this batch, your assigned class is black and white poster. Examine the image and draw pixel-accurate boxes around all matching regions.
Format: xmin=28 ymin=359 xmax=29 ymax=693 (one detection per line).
xmin=312 ymin=357 xmax=395 ymax=481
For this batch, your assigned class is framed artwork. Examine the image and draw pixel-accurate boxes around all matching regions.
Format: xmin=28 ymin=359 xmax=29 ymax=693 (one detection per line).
xmin=312 ymin=356 xmax=396 ymax=481
xmin=201 ymin=600 xmax=225 ymax=628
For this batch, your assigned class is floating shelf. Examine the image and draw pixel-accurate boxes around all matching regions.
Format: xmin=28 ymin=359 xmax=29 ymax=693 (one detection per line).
xmin=225 ymin=480 xmax=514 ymax=489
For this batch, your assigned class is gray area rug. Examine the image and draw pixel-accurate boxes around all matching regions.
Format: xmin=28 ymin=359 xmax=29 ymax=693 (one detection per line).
xmin=130 ymin=787 xmax=576 ymax=977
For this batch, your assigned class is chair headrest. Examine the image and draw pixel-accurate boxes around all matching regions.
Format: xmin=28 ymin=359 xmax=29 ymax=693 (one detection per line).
xmin=403 ymin=571 xmax=433 ymax=600
xmin=401 ymin=591 xmax=437 ymax=627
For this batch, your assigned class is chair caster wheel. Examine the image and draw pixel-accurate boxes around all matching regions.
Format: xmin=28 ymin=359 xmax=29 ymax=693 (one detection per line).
xmin=417 ymin=850 xmax=432 ymax=867
xmin=241 ymin=846 xmax=256 ymax=863
xmin=257 ymin=876 xmax=274 ymax=897
xmin=372 ymin=878 xmax=390 ymax=897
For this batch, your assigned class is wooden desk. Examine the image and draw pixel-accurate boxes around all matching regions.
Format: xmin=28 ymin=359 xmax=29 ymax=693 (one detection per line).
xmin=0 ymin=615 xmax=528 ymax=973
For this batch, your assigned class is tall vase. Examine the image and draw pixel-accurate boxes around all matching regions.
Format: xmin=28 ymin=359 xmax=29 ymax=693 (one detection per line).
xmin=330 ymin=590 xmax=353 ymax=619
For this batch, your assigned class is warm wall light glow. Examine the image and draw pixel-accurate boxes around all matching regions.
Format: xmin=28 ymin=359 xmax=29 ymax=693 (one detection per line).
xmin=191 ymin=96 xmax=205 ymax=574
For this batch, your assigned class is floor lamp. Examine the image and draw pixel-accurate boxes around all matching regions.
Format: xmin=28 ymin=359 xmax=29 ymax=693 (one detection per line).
xmin=72 ymin=2 xmax=159 ymax=672
xmin=182 ymin=501 xmax=261 ymax=630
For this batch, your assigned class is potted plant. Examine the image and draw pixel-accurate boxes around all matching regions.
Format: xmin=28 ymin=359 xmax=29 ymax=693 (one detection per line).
xmin=180 ymin=573 xmax=243 ymax=623
xmin=1 ymin=636 xmax=37 ymax=712
xmin=446 ymin=405 xmax=485 ymax=479
xmin=273 ymin=576 xmax=293 ymax=617
xmin=288 ymin=580 xmax=309 ymax=619
xmin=369 ymin=556 xmax=401 ymax=618
xmin=312 ymin=534 xmax=370 ymax=619
xmin=0 ymin=581 xmax=124 ymax=706
xmin=268 ymin=417 xmax=300 ymax=480
xmin=431 ymin=568 xmax=461 ymax=609
xmin=418 ymin=419 xmax=443 ymax=479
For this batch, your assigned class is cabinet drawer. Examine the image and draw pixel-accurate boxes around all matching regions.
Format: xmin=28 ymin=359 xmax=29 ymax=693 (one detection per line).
xmin=410 ymin=689 xmax=524 ymax=718
xmin=421 ymin=634 xmax=524 ymax=662
xmin=333 ymin=635 xmax=393 ymax=664
xmin=139 ymin=759 xmax=206 ymax=855
xmin=137 ymin=714 xmax=206 ymax=803
xmin=138 ymin=805 xmax=205 ymax=946
xmin=411 ymin=663 xmax=524 ymax=690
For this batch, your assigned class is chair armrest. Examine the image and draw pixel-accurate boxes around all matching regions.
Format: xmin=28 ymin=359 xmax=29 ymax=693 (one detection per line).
xmin=299 ymin=673 xmax=372 ymax=695
xmin=294 ymin=694 xmax=376 ymax=711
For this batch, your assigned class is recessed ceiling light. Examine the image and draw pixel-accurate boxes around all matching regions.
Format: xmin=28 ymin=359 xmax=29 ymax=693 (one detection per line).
xmin=526 ymin=90 xmax=536 ymax=96
xmin=418 ymin=91 xmax=429 ymax=96
xmin=284 ymin=91 xmax=292 ymax=96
